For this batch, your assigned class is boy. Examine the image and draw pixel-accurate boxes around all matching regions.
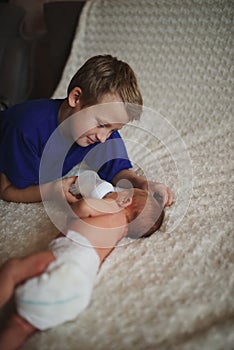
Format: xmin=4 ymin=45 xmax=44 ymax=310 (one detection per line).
xmin=0 ymin=55 xmax=173 ymax=206
xmin=0 ymin=188 xmax=164 ymax=350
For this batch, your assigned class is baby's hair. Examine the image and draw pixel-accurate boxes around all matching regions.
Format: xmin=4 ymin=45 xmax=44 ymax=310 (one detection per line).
xmin=67 ymin=54 xmax=143 ymax=121
xmin=127 ymin=189 xmax=165 ymax=239
xmin=140 ymin=209 xmax=165 ymax=238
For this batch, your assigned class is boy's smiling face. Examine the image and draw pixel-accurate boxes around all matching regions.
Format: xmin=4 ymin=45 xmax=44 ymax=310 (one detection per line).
xmin=67 ymin=90 xmax=129 ymax=147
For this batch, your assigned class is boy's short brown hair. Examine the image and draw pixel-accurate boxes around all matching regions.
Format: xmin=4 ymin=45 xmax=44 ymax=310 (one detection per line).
xmin=127 ymin=189 xmax=165 ymax=239
xmin=67 ymin=55 xmax=143 ymax=121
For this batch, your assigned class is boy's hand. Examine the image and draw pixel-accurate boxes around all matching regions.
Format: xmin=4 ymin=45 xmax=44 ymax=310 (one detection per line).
xmin=112 ymin=170 xmax=174 ymax=208
xmin=45 ymin=177 xmax=79 ymax=204
xmin=60 ymin=177 xmax=79 ymax=203
xmin=142 ymin=181 xmax=174 ymax=207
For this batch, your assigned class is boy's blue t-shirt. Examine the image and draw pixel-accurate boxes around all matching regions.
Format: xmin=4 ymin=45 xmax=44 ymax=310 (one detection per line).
xmin=0 ymin=99 xmax=132 ymax=188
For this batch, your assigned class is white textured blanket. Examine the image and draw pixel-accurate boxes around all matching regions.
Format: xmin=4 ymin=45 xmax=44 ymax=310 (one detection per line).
xmin=0 ymin=1 xmax=233 ymax=349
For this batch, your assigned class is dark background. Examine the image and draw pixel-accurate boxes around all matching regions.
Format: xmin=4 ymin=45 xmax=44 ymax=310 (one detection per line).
xmin=0 ymin=0 xmax=85 ymax=110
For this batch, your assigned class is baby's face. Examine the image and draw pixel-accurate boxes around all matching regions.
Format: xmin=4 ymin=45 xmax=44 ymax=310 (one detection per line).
xmin=105 ymin=188 xmax=149 ymax=214
xmin=106 ymin=189 xmax=164 ymax=238
xmin=104 ymin=188 xmax=134 ymax=206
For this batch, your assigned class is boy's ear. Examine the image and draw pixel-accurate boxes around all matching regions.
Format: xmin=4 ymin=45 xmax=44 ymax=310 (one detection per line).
xmin=68 ymin=87 xmax=82 ymax=107
xmin=116 ymin=192 xmax=133 ymax=208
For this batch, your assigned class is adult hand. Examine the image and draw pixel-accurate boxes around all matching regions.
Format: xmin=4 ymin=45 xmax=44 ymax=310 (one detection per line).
xmin=0 ymin=251 xmax=55 ymax=350
xmin=0 ymin=252 xmax=55 ymax=350
xmin=0 ymin=252 xmax=55 ymax=308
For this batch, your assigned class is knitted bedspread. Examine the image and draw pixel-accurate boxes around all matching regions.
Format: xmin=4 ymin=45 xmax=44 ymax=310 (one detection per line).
xmin=0 ymin=1 xmax=233 ymax=349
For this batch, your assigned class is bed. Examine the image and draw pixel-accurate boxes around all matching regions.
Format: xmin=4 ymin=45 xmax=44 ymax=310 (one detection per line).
xmin=0 ymin=1 xmax=233 ymax=349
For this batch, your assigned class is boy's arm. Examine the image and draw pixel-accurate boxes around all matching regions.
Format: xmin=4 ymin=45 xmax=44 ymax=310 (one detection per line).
xmin=112 ymin=169 xmax=174 ymax=207
xmin=0 ymin=173 xmax=42 ymax=203
xmin=0 ymin=173 xmax=78 ymax=203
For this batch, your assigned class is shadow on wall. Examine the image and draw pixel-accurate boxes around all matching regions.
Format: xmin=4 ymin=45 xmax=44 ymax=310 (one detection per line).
xmin=0 ymin=0 xmax=85 ymax=110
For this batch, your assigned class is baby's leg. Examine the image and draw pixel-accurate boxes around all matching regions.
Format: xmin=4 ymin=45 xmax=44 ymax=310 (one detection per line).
xmin=16 ymin=234 xmax=100 ymax=330
xmin=0 ymin=252 xmax=55 ymax=308
xmin=0 ymin=313 xmax=35 ymax=350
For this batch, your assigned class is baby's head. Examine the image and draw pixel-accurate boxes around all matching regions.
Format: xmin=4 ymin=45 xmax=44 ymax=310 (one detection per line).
xmin=107 ymin=188 xmax=164 ymax=239
xmin=67 ymin=54 xmax=143 ymax=121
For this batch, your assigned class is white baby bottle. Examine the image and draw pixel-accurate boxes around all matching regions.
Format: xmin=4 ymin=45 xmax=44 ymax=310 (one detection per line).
xmin=75 ymin=170 xmax=115 ymax=198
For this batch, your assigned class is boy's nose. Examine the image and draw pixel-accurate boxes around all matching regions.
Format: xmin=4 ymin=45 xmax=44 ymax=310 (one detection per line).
xmin=96 ymin=129 xmax=109 ymax=143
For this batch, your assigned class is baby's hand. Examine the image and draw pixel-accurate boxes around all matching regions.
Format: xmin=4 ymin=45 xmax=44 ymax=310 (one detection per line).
xmin=143 ymin=181 xmax=174 ymax=207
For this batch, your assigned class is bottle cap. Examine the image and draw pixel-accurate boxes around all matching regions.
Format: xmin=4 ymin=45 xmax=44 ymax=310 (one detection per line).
xmin=91 ymin=182 xmax=115 ymax=199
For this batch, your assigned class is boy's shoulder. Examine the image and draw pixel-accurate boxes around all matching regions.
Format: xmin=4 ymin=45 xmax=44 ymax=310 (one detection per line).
xmin=1 ymin=99 xmax=64 ymax=134
xmin=0 ymin=99 xmax=66 ymax=149
xmin=7 ymin=99 xmax=63 ymax=122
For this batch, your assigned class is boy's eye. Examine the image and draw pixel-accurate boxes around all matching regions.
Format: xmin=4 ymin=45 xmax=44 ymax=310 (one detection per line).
xmin=98 ymin=123 xmax=105 ymax=128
